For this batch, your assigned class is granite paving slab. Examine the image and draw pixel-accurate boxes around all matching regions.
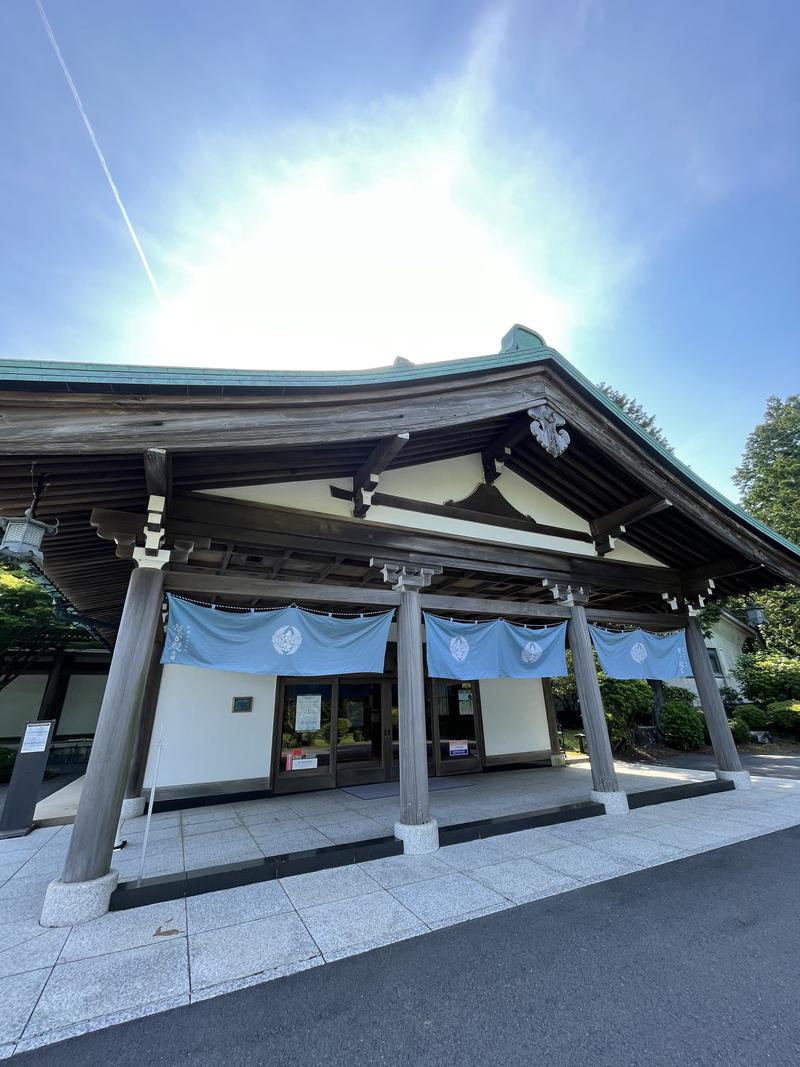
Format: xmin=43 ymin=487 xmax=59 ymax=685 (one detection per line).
xmin=280 ymin=864 xmax=380 ymax=909
xmin=251 ymin=826 xmax=332 ymax=857
xmin=390 ymin=872 xmax=508 ymax=925
xmin=535 ymin=844 xmax=638 ymax=884
xmin=298 ymin=890 xmax=425 ymax=958
xmin=586 ymin=833 xmax=689 ymax=867
xmin=469 ymin=858 xmax=583 ymax=903
xmin=24 ymin=939 xmax=189 ymax=1037
xmin=437 ymin=838 xmax=519 ymax=871
xmin=188 ymin=912 xmax=319 ymax=990
xmin=0 ymin=967 xmax=50 ymax=1044
xmin=186 ymin=881 xmax=293 ymax=935
xmin=60 ymin=899 xmax=187 ymax=962
xmin=496 ymin=827 xmax=573 ymax=857
xmin=358 ymin=853 xmax=452 ymax=888
xmin=0 ymin=921 xmax=69 ymax=980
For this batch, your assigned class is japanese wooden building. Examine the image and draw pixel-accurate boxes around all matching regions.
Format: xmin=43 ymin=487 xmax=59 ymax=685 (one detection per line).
xmin=2 ymin=323 xmax=799 ymax=924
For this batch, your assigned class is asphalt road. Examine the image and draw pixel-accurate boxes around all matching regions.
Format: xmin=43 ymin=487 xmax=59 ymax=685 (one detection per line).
xmin=654 ymin=750 xmax=800 ymax=780
xmin=18 ymin=825 xmax=800 ymax=1067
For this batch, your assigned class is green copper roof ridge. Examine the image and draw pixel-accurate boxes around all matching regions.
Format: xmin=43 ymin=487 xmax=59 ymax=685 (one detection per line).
xmin=0 ymin=348 xmax=549 ymax=386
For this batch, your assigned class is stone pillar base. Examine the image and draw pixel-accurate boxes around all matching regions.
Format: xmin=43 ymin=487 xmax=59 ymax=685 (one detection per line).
xmin=394 ymin=819 xmax=439 ymax=854
xmin=120 ymin=796 xmax=146 ymax=820
xmin=590 ymin=789 xmax=629 ymax=814
xmin=40 ymin=871 xmax=118 ymax=927
xmin=550 ymin=754 xmax=567 ymax=767
xmin=716 ymin=769 xmax=752 ymax=790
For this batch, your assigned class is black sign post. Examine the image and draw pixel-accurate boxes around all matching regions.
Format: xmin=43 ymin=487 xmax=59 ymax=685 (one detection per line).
xmin=0 ymin=720 xmax=57 ymax=839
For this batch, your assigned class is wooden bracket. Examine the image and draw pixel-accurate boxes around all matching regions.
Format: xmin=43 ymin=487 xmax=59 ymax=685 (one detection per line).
xmin=371 ymin=557 xmax=441 ymax=592
xmin=352 ymin=434 xmax=409 ymax=517
xmin=590 ymin=494 xmax=672 ymax=556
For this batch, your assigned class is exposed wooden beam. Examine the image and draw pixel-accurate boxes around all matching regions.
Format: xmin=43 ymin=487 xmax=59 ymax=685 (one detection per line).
xmin=143 ymin=448 xmax=171 ymax=500
xmin=329 ymin=486 xmax=594 ymax=543
xmin=66 ymin=563 xmax=694 ymax=629
xmin=591 ymin=494 xmax=672 ymax=538
xmin=680 ymin=557 xmax=765 ymax=584
xmin=164 ymin=572 xmax=400 ymax=606
xmin=91 ymin=499 xmax=684 ymax=594
xmin=352 ymin=433 xmax=409 ymax=517
xmin=589 ymin=494 xmax=672 ymax=555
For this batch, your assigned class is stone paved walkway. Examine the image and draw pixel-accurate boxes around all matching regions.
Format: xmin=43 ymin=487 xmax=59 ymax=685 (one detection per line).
xmin=1 ymin=768 xmax=799 ymax=1056
xmin=100 ymin=761 xmax=715 ymax=881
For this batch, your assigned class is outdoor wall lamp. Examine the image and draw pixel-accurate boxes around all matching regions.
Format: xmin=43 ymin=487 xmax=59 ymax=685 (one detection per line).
xmin=0 ymin=469 xmax=58 ymax=563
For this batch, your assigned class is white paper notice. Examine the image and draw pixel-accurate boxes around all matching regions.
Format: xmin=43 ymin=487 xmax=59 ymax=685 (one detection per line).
xmin=291 ymin=756 xmax=319 ymax=771
xmin=295 ymin=694 xmax=322 ymax=732
xmin=20 ymin=722 xmax=50 ymax=754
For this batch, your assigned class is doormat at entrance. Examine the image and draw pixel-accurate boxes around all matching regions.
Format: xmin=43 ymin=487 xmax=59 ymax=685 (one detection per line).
xmin=341 ymin=778 xmax=477 ymax=800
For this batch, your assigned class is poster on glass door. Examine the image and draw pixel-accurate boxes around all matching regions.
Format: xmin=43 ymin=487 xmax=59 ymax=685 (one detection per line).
xmin=295 ymin=694 xmax=322 ymax=732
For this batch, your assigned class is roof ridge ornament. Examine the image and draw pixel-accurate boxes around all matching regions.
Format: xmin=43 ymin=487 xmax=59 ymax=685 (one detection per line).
xmin=528 ymin=400 xmax=571 ymax=458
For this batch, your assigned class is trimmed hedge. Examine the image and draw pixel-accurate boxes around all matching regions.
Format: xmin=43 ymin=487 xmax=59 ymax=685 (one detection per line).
xmin=767 ymin=700 xmax=800 ymax=737
xmin=662 ymin=685 xmax=697 ymax=708
xmin=728 ymin=718 xmax=752 ymax=745
xmin=735 ymin=704 xmax=768 ymax=730
xmin=660 ymin=701 xmax=705 ymax=751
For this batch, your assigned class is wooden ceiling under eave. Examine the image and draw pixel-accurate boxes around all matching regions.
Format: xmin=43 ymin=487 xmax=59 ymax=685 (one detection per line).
xmin=0 ymin=409 xmax=791 ymax=635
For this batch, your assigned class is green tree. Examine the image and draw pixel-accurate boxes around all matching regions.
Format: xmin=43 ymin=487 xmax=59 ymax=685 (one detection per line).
xmin=731 ymin=395 xmax=800 ymax=656
xmin=598 ymin=383 xmax=674 ymax=452
xmin=0 ymin=564 xmax=77 ymax=690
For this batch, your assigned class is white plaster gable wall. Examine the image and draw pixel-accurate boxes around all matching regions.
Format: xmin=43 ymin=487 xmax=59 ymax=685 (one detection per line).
xmin=479 ymin=678 xmax=552 ymax=757
xmin=57 ymin=674 xmax=107 ymax=735
xmin=203 ymin=453 xmax=665 ymax=567
xmin=143 ymin=665 xmax=277 ymax=789
xmin=0 ymin=674 xmax=47 ymax=738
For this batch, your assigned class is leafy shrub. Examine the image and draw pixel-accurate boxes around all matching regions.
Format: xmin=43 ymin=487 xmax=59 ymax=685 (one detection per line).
xmin=728 ymin=718 xmax=752 ymax=745
xmin=599 ymin=678 xmax=654 ymax=723
xmin=0 ymin=747 xmax=16 ymax=783
xmin=766 ymin=700 xmax=800 ymax=737
xmin=605 ymin=710 xmax=636 ymax=753
xmin=597 ymin=678 xmax=655 ymax=753
xmin=736 ymin=704 xmax=768 ymax=730
xmin=734 ymin=653 xmax=800 ymax=706
xmin=660 ymin=701 xmax=705 ymax=750
xmin=719 ymin=686 xmax=741 ymax=712
xmin=662 ymin=685 xmax=697 ymax=707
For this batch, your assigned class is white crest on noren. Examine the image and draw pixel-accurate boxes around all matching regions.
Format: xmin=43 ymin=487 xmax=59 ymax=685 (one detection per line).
xmin=630 ymin=641 xmax=648 ymax=664
xmin=450 ymin=636 xmax=470 ymax=662
xmin=521 ymin=641 xmax=543 ymax=664
xmin=272 ymin=625 xmax=303 ymax=656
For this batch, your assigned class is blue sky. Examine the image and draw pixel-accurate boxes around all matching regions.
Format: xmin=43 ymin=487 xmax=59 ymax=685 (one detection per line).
xmin=1 ymin=1 xmax=798 ymax=500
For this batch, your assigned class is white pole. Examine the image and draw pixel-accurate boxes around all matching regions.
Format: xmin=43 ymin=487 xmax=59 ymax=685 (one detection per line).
xmin=137 ymin=728 xmax=164 ymax=885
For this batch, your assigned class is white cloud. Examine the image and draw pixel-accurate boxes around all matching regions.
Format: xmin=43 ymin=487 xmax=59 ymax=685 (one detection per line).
xmin=129 ymin=4 xmax=636 ymax=370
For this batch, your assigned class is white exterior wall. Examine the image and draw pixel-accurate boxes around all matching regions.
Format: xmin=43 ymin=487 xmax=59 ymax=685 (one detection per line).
xmin=479 ymin=678 xmax=552 ymax=758
xmin=0 ymin=674 xmax=47 ymax=738
xmin=144 ymin=665 xmax=277 ymax=789
xmin=203 ymin=453 xmax=665 ymax=568
xmin=57 ymin=674 xmax=107 ymax=735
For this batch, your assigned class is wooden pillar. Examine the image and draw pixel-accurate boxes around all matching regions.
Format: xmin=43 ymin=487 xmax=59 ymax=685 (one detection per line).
xmin=396 ymin=584 xmax=431 ymax=826
xmin=568 ymin=602 xmax=621 ymax=798
xmin=36 ymin=650 xmax=71 ymax=733
xmin=61 ymin=567 xmax=165 ymax=885
xmin=685 ymin=616 xmax=744 ymax=775
xmin=374 ymin=560 xmax=439 ymax=852
xmin=125 ymin=630 xmax=165 ymax=803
